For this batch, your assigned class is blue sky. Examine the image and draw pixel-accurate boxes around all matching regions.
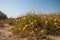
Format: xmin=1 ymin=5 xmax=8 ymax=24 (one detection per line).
xmin=0 ymin=0 xmax=60 ymax=18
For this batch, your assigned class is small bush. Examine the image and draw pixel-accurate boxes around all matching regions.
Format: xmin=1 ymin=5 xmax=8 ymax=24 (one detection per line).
xmin=0 ymin=11 xmax=7 ymax=20
xmin=10 ymin=12 xmax=60 ymax=36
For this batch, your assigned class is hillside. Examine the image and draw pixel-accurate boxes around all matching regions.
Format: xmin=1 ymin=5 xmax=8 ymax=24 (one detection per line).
xmin=0 ymin=12 xmax=60 ymax=40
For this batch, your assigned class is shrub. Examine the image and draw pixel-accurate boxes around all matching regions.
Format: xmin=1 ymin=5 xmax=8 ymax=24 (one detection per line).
xmin=0 ymin=11 xmax=7 ymax=20
xmin=10 ymin=12 xmax=60 ymax=36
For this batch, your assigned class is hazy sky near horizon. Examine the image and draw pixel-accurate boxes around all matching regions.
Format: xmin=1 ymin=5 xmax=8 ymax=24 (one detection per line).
xmin=0 ymin=0 xmax=60 ymax=18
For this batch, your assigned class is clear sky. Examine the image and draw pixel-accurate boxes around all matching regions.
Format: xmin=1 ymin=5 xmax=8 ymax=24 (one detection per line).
xmin=0 ymin=0 xmax=60 ymax=18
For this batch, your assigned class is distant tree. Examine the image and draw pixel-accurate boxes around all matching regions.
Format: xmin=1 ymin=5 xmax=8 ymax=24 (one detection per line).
xmin=0 ymin=11 xmax=7 ymax=20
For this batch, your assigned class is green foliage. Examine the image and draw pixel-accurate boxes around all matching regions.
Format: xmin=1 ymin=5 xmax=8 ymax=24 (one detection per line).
xmin=0 ymin=11 xmax=7 ymax=20
xmin=10 ymin=12 xmax=60 ymax=36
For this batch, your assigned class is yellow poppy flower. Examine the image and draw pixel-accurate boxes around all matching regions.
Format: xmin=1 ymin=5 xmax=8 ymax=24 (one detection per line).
xmin=25 ymin=24 xmax=28 ymax=28
xmin=28 ymin=20 xmax=31 ymax=23
xmin=54 ymin=18 xmax=57 ymax=21
xmin=22 ymin=17 xmax=26 ymax=20
xmin=41 ymin=30 xmax=44 ymax=33
xmin=54 ymin=22 xmax=57 ymax=25
xmin=31 ymin=22 xmax=34 ymax=25
xmin=45 ymin=21 xmax=48 ymax=24
xmin=34 ymin=19 xmax=37 ymax=22
xmin=23 ymin=27 xmax=26 ymax=31
xmin=35 ymin=28 xmax=38 ymax=30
